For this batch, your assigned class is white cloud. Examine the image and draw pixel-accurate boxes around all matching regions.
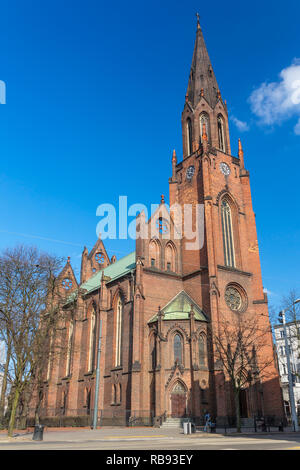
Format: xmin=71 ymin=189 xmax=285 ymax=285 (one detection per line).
xmin=231 ymin=116 xmax=249 ymax=132
xmin=263 ymin=288 xmax=276 ymax=298
xmin=249 ymin=59 xmax=300 ymax=134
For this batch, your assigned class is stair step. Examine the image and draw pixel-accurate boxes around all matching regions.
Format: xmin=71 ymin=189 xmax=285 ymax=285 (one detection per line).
xmin=161 ymin=417 xmax=191 ymax=428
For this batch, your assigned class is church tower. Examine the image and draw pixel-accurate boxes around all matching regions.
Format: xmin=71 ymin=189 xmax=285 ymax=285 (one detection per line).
xmin=169 ymin=16 xmax=284 ymax=421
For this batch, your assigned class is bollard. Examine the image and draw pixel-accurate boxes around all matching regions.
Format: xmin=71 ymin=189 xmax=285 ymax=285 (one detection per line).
xmin=183 ymin=422 xmax=189 ymax=434
xmin=32 ymin=424 xmax=44 ymax=441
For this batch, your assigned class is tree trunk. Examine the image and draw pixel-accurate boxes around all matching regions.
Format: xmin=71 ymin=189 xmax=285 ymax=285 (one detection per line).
xmin=234 ymin=389 xmax=241 ymax=433
xmin=0 ymin=345 xmax=10 ymax=422
xmin=8 ymin=387 xmax=20 ymax=437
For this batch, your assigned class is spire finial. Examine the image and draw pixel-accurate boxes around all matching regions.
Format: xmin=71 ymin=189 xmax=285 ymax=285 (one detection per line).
xmin=172 ymin=149 xmax=177 ymax=161
xmin=238 ymin=138 xmax=245 ymax=168
xmin=67 ymin=256 xmax=70 ymax=264
xmin=238 ymin=138 xmax=243 ymax=157
xmin=186 ymin=12 xmax=220 ymax=109
xmin=161 ymin=194 xmax=165 ymax=204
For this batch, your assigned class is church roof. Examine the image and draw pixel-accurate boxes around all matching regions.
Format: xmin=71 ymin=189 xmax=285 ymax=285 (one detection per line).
xmin=148 ymin=290 xmax=207 ymax=323
xmin=64 ymin=251 xmax=136 ymax=304
xmin=186 ymin=19 xmax=220 ymax=109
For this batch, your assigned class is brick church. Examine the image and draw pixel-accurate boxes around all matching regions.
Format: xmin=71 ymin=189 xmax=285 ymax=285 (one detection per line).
xmin=39 ymin=18 xmax=284 ymax=426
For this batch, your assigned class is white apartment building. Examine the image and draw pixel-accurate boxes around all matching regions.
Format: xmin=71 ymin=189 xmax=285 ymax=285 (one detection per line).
xmin=274 ymin=321 xmax=300 ymax=420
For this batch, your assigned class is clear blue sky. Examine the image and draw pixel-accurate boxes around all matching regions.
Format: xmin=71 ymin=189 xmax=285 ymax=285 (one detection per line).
xmin=0 ymin=0 xmax=299 ymax=311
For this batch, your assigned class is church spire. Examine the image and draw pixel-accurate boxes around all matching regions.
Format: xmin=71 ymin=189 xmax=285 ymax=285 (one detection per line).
xmin=186 ymin=17 xmax=220 ymax=109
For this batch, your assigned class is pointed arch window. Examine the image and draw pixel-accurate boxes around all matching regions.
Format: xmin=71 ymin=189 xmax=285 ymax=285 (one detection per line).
xmin=165 ymin=243 xmax=176 ymax=272
xmin=65 ymin=320 xmax=74 ymax=377
xmin=217 ymin=115 xmax=226 ymax=152
xmin=186 ymin=118 xmax=193 ymax=155
xmin=200 ymin=113 xmax=210 ymax=143
xmin=221 ymin=199 xmax=235 ymax=268
xmin=174 ymin=334 xmax=183 ymax=364
xmin=112 ymin=384 xmax=117 ymax=404
xmin=198 ymin=335 xmax=206 ymax=367
xmin=149 ymin=239 xmax=161 ymax=268
xmin=115 ymin=297 xmax=123 ymax=367
xmin=46 ymin=332 xmax=54 ymax=381
xmin=150 ymin=334 xmax=157 ymax=370
xmin=88 ymin=310 xmax=96 ymax=371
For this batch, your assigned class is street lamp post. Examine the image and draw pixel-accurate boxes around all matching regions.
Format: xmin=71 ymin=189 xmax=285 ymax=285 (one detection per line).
xmin=279 ymin=299 xmax=300 ymax=432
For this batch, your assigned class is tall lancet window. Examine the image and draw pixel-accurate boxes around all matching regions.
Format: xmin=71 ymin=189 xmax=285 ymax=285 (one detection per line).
xmin=65 ymin=320 xmax=74 ymax=377
xmin=198 ymin=335 xmax=206 ymax=367
xmin=174 ymin=334 xmax=183 ymax=364
xmin=115 ymin=297 xmax=123 ymax=367
xmin=88 ymin=311 xmax=96 ymax=371
xmin=200 ymin=113 xmax=210 ymax=143
xmin=186 ymin=118 xmax=193 ymax=155
xmin=217 ymin=115 xmax=226 ymax=152
xmin=221 ymin=199 xmax=235 ymax=268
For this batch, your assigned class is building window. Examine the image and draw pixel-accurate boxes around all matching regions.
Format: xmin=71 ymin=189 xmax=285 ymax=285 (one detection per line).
xmin=115 ymin=297 xmax=123 ymax=367
xmin=150 ymin=334 xmax=157 ymax=370
xmin=187 ymin=118 xmax=193 ymax=155
xmin=174 ymin=334 xmax=183 ymax=364
xmin=200 ymin=113 xmax=210 ymax=142
xmin=221 ymin=199 xmax=235 ymax=268
xmin=199 ymin=335 xmax=206 ymax=367
xmin=165 ymin=242 xmax=176 ymax=272
xmin=156 ymin=217 xmax=169 ymax=235
xmin=88 ymin=311 xmax=96 ymax=371
xmin=217 ymin=115 xmax=226 ymax=152
xmin=284 ymin=400 xmax=291 ymax=417
xmin=112 ymin=384 xmax=117 ymax=404
xmin=46 ymin=332 xmax=54 ymax=381
xmin=65 ymin=321 xmax=74 ymax=377
xmin=119 ymin=384 xmax=122 ymax=404
xmin=149 ymin=239 xmax=161 ymax=269
xmin=86 ymin=388 xmax=91 ymax=415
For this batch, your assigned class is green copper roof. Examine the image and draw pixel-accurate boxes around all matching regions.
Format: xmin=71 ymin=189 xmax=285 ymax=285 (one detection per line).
xmin=148 ymin=290 xmax=207 ymax=323
xmin=64 ymin=251 xmax=136 ymax=305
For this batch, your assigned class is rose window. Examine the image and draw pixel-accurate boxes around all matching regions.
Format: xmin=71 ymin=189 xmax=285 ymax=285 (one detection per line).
xmin=62 ymin=278 xmax=73 ymax=290
xmin=95 ymin=252 xmax=105 ymax=264
xmin=225 ymin=286 xmax=242 ymax=311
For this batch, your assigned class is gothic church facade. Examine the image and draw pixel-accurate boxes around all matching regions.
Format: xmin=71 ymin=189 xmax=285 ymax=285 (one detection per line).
xmin=39 ymin=19 xmax=284 ymax=426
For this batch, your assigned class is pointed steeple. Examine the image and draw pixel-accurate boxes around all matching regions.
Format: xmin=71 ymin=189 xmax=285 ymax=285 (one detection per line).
xmin=186 ymin=17 xmax=220 ymax=109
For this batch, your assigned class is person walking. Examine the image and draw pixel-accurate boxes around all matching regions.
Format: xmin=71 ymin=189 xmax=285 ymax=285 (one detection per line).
xmin=204 ymin=412 xmax=211 ymax=433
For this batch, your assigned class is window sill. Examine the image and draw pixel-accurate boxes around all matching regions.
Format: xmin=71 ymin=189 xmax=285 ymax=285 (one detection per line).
xmin=217 ymin=265 xmax=252 ymax=277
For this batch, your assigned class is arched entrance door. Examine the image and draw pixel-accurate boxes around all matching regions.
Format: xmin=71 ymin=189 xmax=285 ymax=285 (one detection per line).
xmin=239 ymin=389 xmax=249 ymax=418
xmin=170 ymin=382 xmax=187 ymax=417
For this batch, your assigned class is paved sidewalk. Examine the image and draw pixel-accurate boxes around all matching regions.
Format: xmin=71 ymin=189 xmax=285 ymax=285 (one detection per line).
xmin=0 ymin=425 xmax=298 ymax=443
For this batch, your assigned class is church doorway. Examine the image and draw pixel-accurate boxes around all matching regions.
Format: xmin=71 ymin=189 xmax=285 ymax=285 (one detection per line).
xmin=239 ymin=389 xmax=249 ymax=418
xmin=170 ymin=382 xmax=187 ymax=417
